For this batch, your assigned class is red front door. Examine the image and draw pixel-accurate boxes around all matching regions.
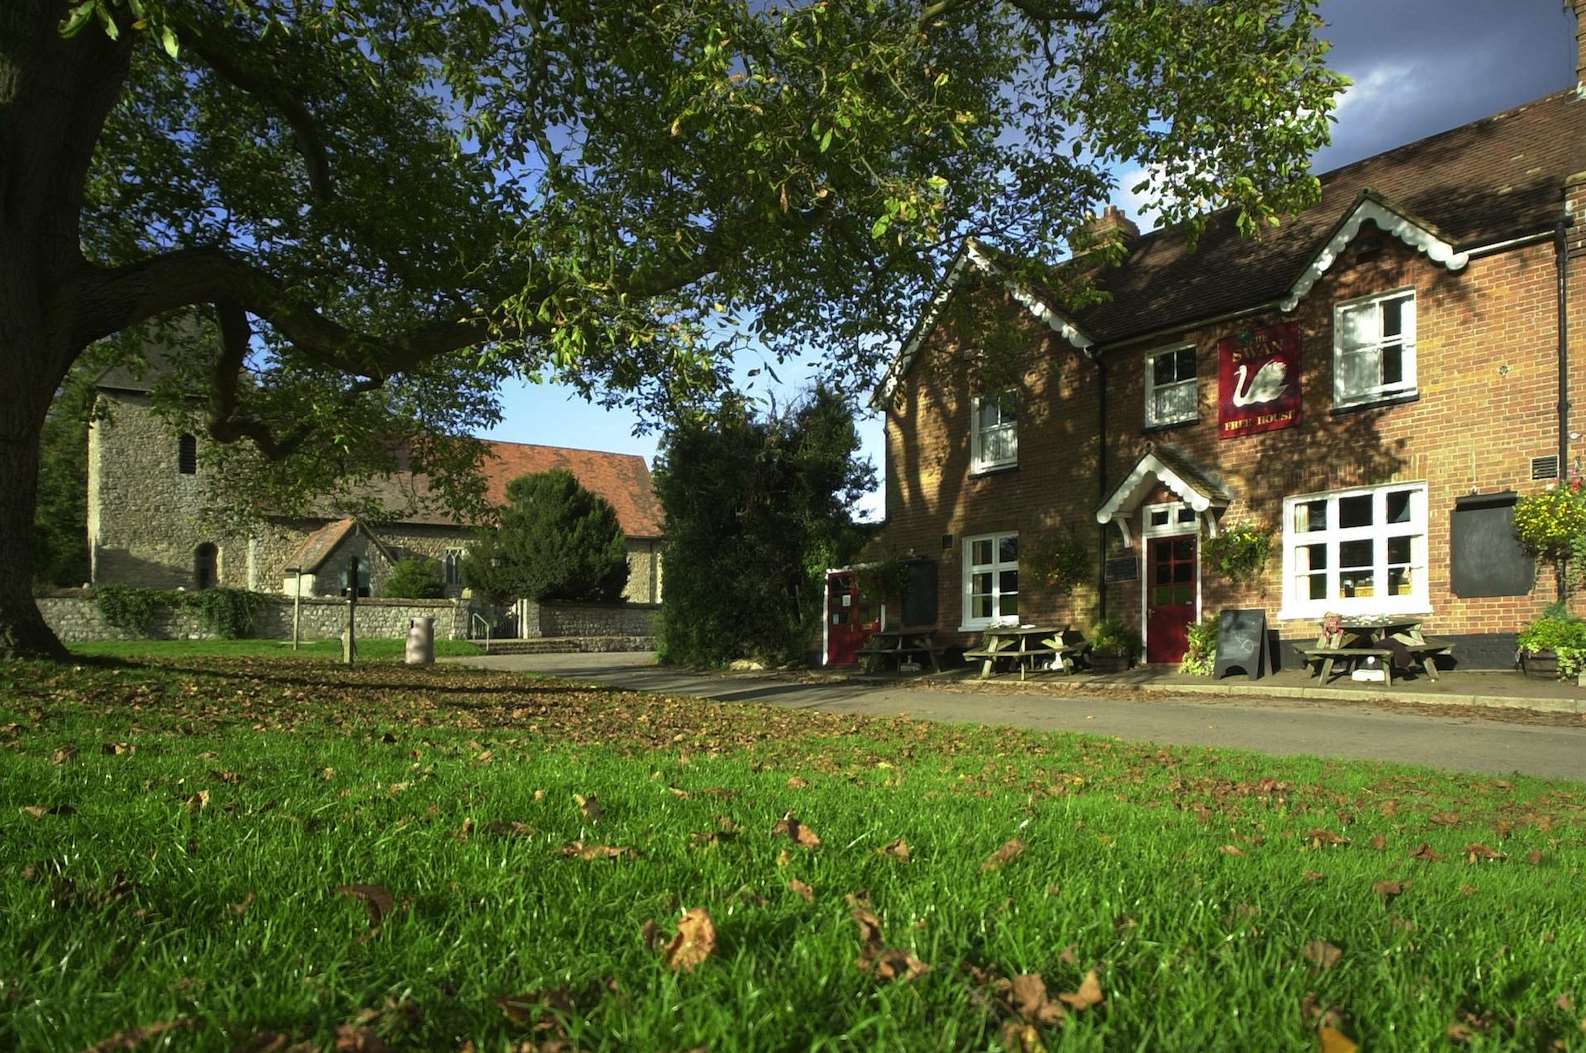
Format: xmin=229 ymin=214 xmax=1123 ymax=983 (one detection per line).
xmin=1146 ymin=535 xmax=1197 ymax=664
xmin=825 ymin=572 xmax=879 ymax=666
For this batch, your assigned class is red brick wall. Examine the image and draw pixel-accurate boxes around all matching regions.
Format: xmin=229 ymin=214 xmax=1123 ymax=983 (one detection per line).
xmin=882 ymin=223 xmax=1586 ymax=652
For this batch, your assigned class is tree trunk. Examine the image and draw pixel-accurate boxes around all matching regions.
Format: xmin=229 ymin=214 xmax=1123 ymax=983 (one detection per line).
xmin=0 ymin=334 xmax=68 ymax=660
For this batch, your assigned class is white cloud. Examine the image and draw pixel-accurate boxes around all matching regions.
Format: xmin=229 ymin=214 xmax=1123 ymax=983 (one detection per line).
xmin=1332 ymin=63 xmax=1417 ymax=118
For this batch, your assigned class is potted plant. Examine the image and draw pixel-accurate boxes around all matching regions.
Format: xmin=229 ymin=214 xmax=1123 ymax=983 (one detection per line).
xmin=1088 ymin=615 xmax=1142 ymax=673
xmin=1516 ymin=604 xmax=1586 ymax=680
xmin=1513 ymin=481 xmax=1586 ymax=597
xmin=1178 ymin=616 xmax=1219 ymax=676
xmin=1200 ymin=522 xmax=1272 ymax=588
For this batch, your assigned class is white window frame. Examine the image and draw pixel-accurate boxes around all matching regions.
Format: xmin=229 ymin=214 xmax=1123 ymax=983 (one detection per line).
xmin=1334 ymin=288 xmax=1417 ymax=408
xmin=1144 ymin=344 xmax=1198 ymax=428
xmin=970 ymin=391 xmax=1018 ymax=473
xmin=961 ymin=531 xmax=1020 ymax=630
xmin=1278 ymin=482 xmax=1430 ymax=621
xmin=443 ymin=547 xmax=466 ymax=586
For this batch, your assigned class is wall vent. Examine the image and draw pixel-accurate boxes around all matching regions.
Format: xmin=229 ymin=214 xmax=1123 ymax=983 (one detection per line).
xmin=1531 ymin=455 xmax=1560 ymax=481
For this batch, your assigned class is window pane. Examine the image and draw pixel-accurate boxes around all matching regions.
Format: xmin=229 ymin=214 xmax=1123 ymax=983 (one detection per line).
xmin=1387 ymin=536 xmax=1411 ymax=564
xmin=1154 ymin=381 xmax=1196 ymax=423
xmin=1176 ymin=348 xmax=1197 ymax=379
xmin=1153 ymin=352 xmax=1176 ymax=385
xmin=1340 ymin=569 xmax=1374 ymax=597
xmin=998 ymin=535 xmax=1018 ymax=562
xmin=1296 ymin=543 xmax=1327 ymax=573
xmin=1156 ymin=562 xmax=1171 ymax=584
xmin=1338 ymin=302 xmax=1379 ymax=350
xmin=973 ymin=540 xmax=992 ymax=566
xmin=974 ymin=595 xmax=992 ymax=619
xmin=1338 ymin=348 xmax=1380 ymax=397
xmin=1339 ymin=539 xmax=1374 ymax=569
xmin=1173 ymin=561 xmax=1193 ymax=583
xmin=997 ymin=391 xmax=1018 ymax=417
xmin=973 ymin=572 xmax=992 ymax=595
xmin=1381 ymin=298 xmax=1402 ymax=339
xmin=1150 ymin=508 xmax=1170 ymax=527
xmin=1177 ymin=507 xmax=1197 ymax=523
xmin=1305 ymin=574 xmax=1328 ymax=600
xmin=1339 ymin=495 xmax=1373 ymax=529
xmin=982 ymin=426 xmax=1015 ymax=464
xmin=998 ymin=570 xmax=1018 ymax=594
xmin=1000 ymin=593 xmax=1018 ymax=617
xmin=1386 ymin=490 xmax=1412 ymax=524
xmin=1388 ymin=566 xmax=1414 ymax=596
xmin=1382 ymin=344 xmax=1402 ymax=385
xmin=1295 ymin=500 xmax=1328 ymax=533
xmin=979 ymin=398 xmax=1001 ymax=427
xmin=1173 ymin=537 xmax=1194 ymax=560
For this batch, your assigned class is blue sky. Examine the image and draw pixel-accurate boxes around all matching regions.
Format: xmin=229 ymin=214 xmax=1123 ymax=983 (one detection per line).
xmin=480 ymin=2 xmax=1580 ymax=519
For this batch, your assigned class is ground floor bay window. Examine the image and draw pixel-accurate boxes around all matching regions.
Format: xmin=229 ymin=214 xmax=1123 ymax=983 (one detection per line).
xmin=1281 ymin=482 xmax=1428 ymax=619
xmin=962 ymin=532 xmax=1018 ymax=629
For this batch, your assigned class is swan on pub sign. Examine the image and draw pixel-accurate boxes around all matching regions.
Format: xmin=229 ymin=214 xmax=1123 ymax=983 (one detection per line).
xmin=1231 ymin=359 xmax=1288 ymax=407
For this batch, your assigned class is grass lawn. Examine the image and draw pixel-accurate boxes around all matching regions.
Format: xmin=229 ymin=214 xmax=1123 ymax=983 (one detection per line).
xmin=69 ymin=637 xmax=486 ymax=661
xmin=3 ymin=657 xmax=1585 ymax=1051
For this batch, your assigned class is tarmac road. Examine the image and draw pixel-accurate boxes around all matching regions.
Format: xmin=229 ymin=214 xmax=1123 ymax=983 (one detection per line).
xmin=454 ymin=651 xmax=1586 ymax=782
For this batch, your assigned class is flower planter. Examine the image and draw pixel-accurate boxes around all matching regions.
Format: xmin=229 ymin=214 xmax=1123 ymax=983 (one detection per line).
xmin=1520 ymin=650 xmax=1559 ymax=680
xmin=1090 ymin=653 xmax=1132 ymax=674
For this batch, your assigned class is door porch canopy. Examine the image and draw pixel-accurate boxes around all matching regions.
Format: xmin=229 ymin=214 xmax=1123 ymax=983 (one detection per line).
xmin=1095 ymin=446 xmax=1232 ymax=547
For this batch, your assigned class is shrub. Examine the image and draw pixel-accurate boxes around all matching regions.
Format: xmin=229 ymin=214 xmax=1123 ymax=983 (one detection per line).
xmin=1178 ymin=616 xmax=1219 ymax=676
xmin=465 ymin=469 xmax=629 ymax=604
xmin=190 ymin=588 xmax=264 ymax=639
xmin=1513 ymin=482 xmax=1586 ymax=594
xmin=1517 ymin=603 xmax=1586 ymax=679
xmin=1089 ymin=614 xmax=1142 ymax=660
xmin=95 ymin=585 xmax=180 ymax=634
xmin=1201 ymin=522 xmax=1272 ymax=587
xmin=385 ymin=557 xmax=446 ymax=599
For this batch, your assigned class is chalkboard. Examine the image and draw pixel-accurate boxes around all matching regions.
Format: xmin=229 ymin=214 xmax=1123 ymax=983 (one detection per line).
xmin=1213 ymin=608 xmax=1268 ymax=681
xmin=1104 ymin=556 xmax=1139 ymax=583
xmin=1451 ymin=492 xmax=1533 ymax=598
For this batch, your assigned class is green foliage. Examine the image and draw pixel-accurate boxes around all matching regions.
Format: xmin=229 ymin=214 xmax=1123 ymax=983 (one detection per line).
xmin=1201 ymin=522 xmax=1272 ymax=587
xmin=1178 ymin=617 xmax=1220 ymax=677
xmin=190 ymin=588 xmax=264 ymax=639
xmin=94 ymin=585 xmax=265 ymax=638
xmin=1516 ymin=603 xmax=1586 ymax=679
xmin=1024 ymin=527 xmax=1091 ymax=596
xmin=384 ymin=558 xmax=446 ymax=600
xmin=855 ymin=558 xmax=912 ymax=602
xmin=464 ymin=470 xmax=629 ymax=604
xmin=32 ymin=357 xmax=109 ymax=589
xmin=655 ymin=387 xmax=874 ymax=667
xmin=1513 ymin=484 xmax=1584 ymax=594
xmin=1089 ymin=614 xmax=1142 ymax=661
xmin=95 ymin=585 xmax=181 ymax=634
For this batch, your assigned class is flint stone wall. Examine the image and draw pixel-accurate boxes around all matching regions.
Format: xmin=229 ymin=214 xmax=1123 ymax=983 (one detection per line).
xmin=36 ymin=592 xmax=467 ymax=643
xmin=516 ymin=600 xmax=659 ymax=639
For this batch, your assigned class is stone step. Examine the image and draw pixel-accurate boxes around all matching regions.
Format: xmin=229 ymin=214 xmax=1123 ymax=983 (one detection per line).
xmin=477 ymin=635 xmax=655 ymax=655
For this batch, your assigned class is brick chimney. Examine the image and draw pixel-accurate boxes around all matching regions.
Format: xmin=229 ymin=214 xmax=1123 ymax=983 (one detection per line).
xmin=1074 ymin=205 xmax=1141 ymax=257
xmin=1577 ymin=0 xmax=1585 ymax=94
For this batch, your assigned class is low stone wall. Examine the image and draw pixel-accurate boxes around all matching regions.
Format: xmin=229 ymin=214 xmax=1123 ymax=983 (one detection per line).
xmin=520 ymin=600 xmax=659 ymax=639
xmin=36 ymin=592 xmax=467 ymax=643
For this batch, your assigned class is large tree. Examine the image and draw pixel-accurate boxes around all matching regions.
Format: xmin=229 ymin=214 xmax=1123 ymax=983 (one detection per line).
xmin=0 ymin=0 xmax=1343 ymax=656
xmin=463 ymin=469 xmax=631 ymax=605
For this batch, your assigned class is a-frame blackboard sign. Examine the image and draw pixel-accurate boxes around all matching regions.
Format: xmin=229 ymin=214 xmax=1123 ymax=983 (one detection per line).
xmin=1212 ymin=609 xmax=1268 ymax=681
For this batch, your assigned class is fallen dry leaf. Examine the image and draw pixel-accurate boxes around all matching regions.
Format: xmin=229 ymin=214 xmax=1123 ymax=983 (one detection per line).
xmin=21 ymin=804 xmax=75 ymax=819
xmin=1459 ymin=883 xmax=1479 ymax=897
xmin=456 ymin=818 xmax=475 ymax=842
xmin=484 ymin=820 xmax=534 ymax=839
xmin=1057 ymin=970 xmax=1105 ymax=1011
xmin=663 ymin=908 xmax=717 ymax=972
xmin=559 ymin=842 xmax=634 ymax=861
xmin=232 ymin=891 xmax=256 ymax=916
xmin=497 ymin=986 xmax=576 ymax=1029
xmin=1368 ymin=835 xmax=1387 ymax=851
xmin=1302 ymin=940 xmax=1342 ymax=971
xmin=1305 ymin=829 xmax=1349 ymax=849
xmin=879 ymin=839 xmax=911 ymax=863
xmin=788 ymin=879 xmax=814 ymax=903
xmin=51 ymin=746 xmax=77 ymax=765
xmin=1318 ymin=1025 xmax=1358 ymax=1053
xmin=1410 ymin=842 xmax=1443 ymax=862
xmin=1303 ymin=870 xmax=1327 ymax=883
xmin=787 ymin=776 xmax=809 ymax=789
xmin=999 ymin=1020 xmax=1046 ymax=1053
xmin=1372 ymin=880 xmax=1407 ymax=905
xmin=186 ymin=789 xmax=210 ymax=812
xmin=1301 ymin=991 xmax=1346 ymax=1031
xmin=322 ymin=768 xmax=335 ymax=781
xmin=1219 ymin=844 xmax=1245 ymax=857
xmin=334 ymin=1025 xmax=391 ymax=1053
xmin=81 ymin=1018 xmax=193 ymax=1053
xmin=336 ymin=884 xmax=396 ymax=930
xmin=103 ymin=742 xmax=132 ymax=756
xmin=771 ymin=812 xmax=821 ymax=848
xmin=574 ymin=793 xmax=603 ymax=822
xmin=1465 ymin=842 xmax=1505 ymax=864
xmin=1429 ymin=811 xmax=1462 ymax=826
xmin=1527 ymin=849 xmax=1544 ymax=866
xmin=640 ymin=919 xmax=661 ymax=950
xmin=981 ymin=838 xmax=1026 ymax=872
xmin=1010 ymin=973 xmax=1067 ymax=1026
xmin=533 ymin=789 xmax=546 ymax=802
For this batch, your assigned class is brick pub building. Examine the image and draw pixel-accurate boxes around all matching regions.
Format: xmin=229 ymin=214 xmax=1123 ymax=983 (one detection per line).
xmin=873 ymin=22 xmax=1586 ymax=669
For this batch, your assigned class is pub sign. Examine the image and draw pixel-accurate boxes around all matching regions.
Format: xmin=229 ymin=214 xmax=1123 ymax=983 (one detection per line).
xmin=1218 ymin=321 xmax=1301 ymax=439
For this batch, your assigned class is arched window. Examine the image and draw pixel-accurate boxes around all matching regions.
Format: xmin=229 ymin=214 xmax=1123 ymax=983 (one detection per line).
xmin=194 ymin=543 xmax=217 ymax=589
xmin=178 ymin=433 xmax=198 ymax=474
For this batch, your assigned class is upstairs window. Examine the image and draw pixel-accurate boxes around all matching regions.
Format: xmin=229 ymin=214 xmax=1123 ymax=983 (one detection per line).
xmin=962 ymin=532 xmax=1019 ymax=629
xmin=1145 ymin=345 xmax=1198 ymax=427
xmin=1335 ymin=289 xmax=1416 ymax=407
xmin=971 ymin=391 xmax=1018 ymax=472
xmin=178 ymin=433 xmax=198 ymax=475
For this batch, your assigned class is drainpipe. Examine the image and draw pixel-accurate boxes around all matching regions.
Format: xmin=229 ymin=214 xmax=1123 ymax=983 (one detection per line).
xmin=1559 ymin=216 xmax=1572 ymax=602
xmin=1094 ymin=352 xmax=1108 ymax=620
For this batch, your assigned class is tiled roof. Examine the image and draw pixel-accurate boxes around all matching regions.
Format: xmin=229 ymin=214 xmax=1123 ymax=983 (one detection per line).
xmin=286 ymin=517 xmax=358 ymax=573
xmin=1070 ymin=89 xmax=1584 ymax=347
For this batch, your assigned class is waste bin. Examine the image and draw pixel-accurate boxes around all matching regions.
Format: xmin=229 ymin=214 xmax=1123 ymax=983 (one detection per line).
xmin=405 ymin=616 xmax=436 ymax=665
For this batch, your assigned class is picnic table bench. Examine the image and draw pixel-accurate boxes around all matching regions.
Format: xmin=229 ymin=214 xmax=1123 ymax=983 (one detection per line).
xmin=964 ymin=625 xmax=1091 ymax=681
xmin=1302 ymin=618 xmax=1454 ymax=685
xmin=855 ymin=628 xmax=943 ymax=674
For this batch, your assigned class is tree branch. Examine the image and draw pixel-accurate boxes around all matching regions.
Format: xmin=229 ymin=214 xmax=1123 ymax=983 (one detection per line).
xmin=173 ymin=16 xmax=333 ymax=203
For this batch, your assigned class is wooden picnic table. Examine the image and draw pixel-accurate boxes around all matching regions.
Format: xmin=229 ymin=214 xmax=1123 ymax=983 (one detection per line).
xmin=854 ymin=628 xmax=942 ymax=674
xmin=1301 ymin=616 xmax=1454 ymax=685
xmin=963 ymin=625 xmax=1090 ymax=681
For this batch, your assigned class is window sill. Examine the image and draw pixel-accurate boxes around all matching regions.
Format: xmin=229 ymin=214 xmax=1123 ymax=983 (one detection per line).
xmin=1142 ymin=417 xmax=1199 ymax=435
xmin=1331 ymin=391 xmax=1419 ymax=416
xmin=969 ymin=462 xmax=1019 ymax=478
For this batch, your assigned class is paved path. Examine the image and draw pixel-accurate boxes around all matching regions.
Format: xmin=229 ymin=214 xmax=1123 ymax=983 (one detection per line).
xmin=455 ymin=652 xmax=1586 ymax=782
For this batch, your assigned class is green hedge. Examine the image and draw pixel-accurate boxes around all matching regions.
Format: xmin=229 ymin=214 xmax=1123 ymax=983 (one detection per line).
xmin=94 ymin=586 xmax=266 ymax=639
